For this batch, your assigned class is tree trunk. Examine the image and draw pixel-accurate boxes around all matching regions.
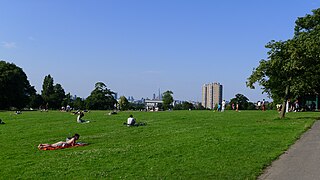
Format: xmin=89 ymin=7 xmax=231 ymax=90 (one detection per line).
xmin=280 ymin=85 xmax=289 ymax=118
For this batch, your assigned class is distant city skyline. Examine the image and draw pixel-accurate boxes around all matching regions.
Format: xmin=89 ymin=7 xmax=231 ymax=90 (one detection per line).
xmin=1 ymin=1 xmax=320 ymax=102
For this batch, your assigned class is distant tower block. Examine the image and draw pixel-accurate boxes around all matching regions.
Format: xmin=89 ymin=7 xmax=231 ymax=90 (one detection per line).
xmin=202 ymin=82 xmax=223 ymax=109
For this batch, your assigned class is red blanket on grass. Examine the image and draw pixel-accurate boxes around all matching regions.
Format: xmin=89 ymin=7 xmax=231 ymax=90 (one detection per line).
xmin=38 ymin=142 xmax=88 ymax=150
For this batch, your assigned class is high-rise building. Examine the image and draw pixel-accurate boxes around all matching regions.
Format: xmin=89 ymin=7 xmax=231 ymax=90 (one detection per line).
xmin=202 ymin=82 xmax=223 ymax=109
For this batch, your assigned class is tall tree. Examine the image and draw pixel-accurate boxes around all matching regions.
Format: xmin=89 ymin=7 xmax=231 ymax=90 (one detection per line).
xmin=86 ymin=82 xmax=116 ymax=110
xmin=0 ymin=61 xmax=35 ymax=109
xmin=41 ymin=75 xmax=66 ymax=109
xmin=41 ymin=74 xmax=54 ymax=108
xmin=247 ymin=8 xmax=320 ymax=118
xmin=118 ymin=96 xmax=129 ymax=111
xmin=52 ymin=83 xmax=66 ymax=109
xmin=162 ymin=90 xmax=174 ymax=110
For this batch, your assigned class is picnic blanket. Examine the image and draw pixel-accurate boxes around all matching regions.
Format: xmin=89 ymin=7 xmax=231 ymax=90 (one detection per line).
xmin=38 ymin=142 xmax=88 ymax=151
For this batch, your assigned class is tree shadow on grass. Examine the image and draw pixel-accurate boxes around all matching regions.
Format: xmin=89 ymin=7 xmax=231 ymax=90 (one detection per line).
xmin=295 ymin=116 xmax=320 ymax=120
xmin=273 ymin=116 xmax=320 ymax=121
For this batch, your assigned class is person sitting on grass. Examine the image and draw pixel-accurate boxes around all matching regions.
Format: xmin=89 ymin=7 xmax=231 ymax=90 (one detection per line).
xmin=77 ymin=111 xmax=90 ymax=123
xmin=38 ymin=133 xmax=80 ymax=149
xmin=123 ymin=115 xmax=146 ymax=127
xmin=127 ymin=114 xmax=136 ymax=126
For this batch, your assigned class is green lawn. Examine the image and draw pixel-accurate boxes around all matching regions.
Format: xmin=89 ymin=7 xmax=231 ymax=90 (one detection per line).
xmin=0 ymin=110 xmax=318 ymax=179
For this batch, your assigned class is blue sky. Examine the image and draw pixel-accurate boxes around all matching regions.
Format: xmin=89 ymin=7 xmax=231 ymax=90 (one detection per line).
xmin=1 ymin=1 xmax=320 ymax=102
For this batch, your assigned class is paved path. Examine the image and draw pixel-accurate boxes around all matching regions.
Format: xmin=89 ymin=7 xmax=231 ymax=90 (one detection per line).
xmin=259 ymin=120 xmax=320 ymax=180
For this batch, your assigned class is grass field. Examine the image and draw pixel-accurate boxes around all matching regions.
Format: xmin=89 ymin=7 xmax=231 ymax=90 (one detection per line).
xmin=0 ymin=110 xmax=318 ymax=179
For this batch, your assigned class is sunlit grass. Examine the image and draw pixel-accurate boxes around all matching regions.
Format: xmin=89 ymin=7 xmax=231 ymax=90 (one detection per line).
xmin=0 ymin=110 xmax=318 ymax=179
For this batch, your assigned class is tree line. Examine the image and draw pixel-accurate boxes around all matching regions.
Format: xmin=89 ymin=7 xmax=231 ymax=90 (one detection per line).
xmin=0 ymin=61 xmax=117 ymax=110
xmin=0 ymin=61 xmax=180 ymax=111
xmin=0 ymin=60 xmax=271 ymax=111
xmin=0 ymin=61 xmax=177 ymax=111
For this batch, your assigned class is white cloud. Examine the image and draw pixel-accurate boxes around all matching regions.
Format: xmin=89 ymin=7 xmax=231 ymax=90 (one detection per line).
xmin=2 ymin=41 xmax=16 ymax=49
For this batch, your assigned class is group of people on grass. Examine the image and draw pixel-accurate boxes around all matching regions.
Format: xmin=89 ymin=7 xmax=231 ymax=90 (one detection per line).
xmin=37 ymin=113 xmax=145 ymax=150
xmin=76 ymin=110 xmax=145 ymax=127
xmin=216 ymin=100 xmax=226 ymax=112
xmin=276 ymin=99 xmax=304 ymax=112
xmin=257 ymin=99 xmax=266 ymax=111
xmin=0 ymin=108 xmax=144 ymax=150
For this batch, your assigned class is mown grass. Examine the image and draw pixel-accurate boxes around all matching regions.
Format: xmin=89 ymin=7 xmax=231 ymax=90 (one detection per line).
xmin=0 ymin=110 xmax=318 ymax=179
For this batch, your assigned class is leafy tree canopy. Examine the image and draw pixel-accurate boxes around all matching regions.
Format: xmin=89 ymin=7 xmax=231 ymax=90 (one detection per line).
xmin=173 ymin=101 xmax=194 ymax=110
xmin=41 ymin=75 xmax=66 ymax=109
xmin=162 ymin=90 xmax=174 ymax=110
xmin=0 ymin=61 xmax=35 ymax=109
xmin=119 ymin=96 xmax=129 ymax=111
xmin=73 ymin=97 xmax=85 ymax=110
xmin=230 ymin=94 xmax=249 ymax=110
xmin=86 ymin=82 xmax=116 ymax=110
xmin=41 ymin=74 xmax=54 ymax=104
xmin=247 ymin=8 xmax=320 ymax=118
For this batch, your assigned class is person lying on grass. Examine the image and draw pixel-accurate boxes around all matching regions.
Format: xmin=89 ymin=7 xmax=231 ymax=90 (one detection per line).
xmin=38 ymin=133 xmax=81 ymax=149
xmin=123 ymin=115 xmax=146 ymax=127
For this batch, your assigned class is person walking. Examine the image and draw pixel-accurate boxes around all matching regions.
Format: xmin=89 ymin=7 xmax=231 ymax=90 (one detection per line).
xmin=221 ymin=100 xmax=226 ymax=112
xmin=262 ymin=99 xmax=266 ymax=111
